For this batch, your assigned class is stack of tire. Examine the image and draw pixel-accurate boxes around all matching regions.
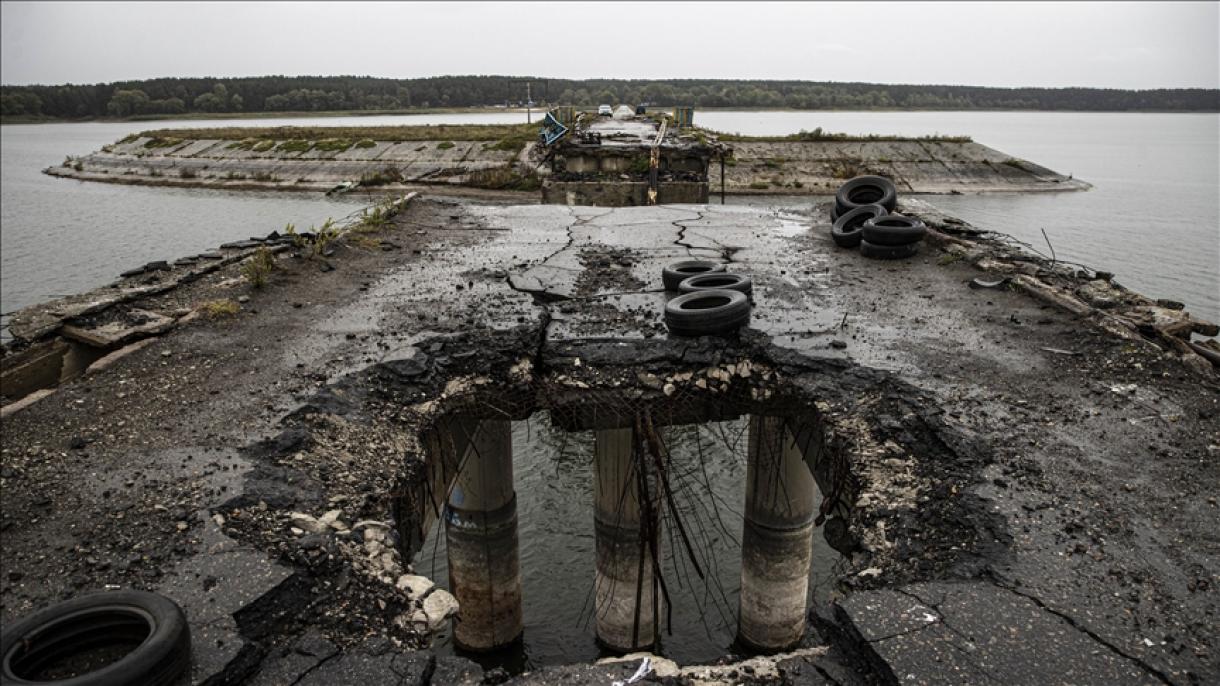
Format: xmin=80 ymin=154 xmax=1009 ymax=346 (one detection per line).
xmin=829 ymin=175 xmax=927 ymax=260
xmin=661 ymin=260 xmax=753 ymax=337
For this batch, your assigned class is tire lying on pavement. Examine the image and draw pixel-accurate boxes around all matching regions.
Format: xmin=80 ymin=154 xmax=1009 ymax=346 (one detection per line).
xmin=662 ymin=260 xmax=726 ymax=291
xmin=1 ymin=590 xmax=191 ymax=686
xmin=831 ymin=204 xmax=888 ymax=248
xmin=665 ymin=289 xmax=751 ymax=336
xmin=835 ymin=175 xmax=898 ymax=215
xmin=861 ymin=214 xmax=927 ymax=246
xmin=678 ymin=272 xmax=754 ymax=296
xmin=860 ymin=240 xmax=920 ymax=260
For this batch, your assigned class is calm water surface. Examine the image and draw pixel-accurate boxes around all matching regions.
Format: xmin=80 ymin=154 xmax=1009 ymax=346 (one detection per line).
xmin=417 ymin=414 xmax=836 ymax=671
xmin=703 ymin=111 xmax=1218 ymax=324
xmin=0 ymin=112 xmax=530 ymax=321
xmin=2 ymin=110 xmax=1216 ymax=327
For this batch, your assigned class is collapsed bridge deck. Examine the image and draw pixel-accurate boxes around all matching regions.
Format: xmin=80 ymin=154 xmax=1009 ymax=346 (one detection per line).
xmin=1 ymin=199 xmax=1216 ymax=684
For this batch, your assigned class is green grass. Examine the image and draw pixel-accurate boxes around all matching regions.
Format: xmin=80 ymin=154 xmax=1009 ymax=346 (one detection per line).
xmin=437 ymin=141 xmax=455 ymax=150
xmin=748 ymin=181 xmax=770 ymax=190
xmin=241 ymin=247 xmax=275 ymax=288
xmin=355 ymin=139 xmax=377 ymax=148
xmin=202 ymin=298 xmax=240 ymax=317
xmin=144 ymin=136 xmax=183 ymax=148
xmin=313 ymin=138 xmax=353 ymax=152
xmin=276 ymin=139 xmax=313 ymax=153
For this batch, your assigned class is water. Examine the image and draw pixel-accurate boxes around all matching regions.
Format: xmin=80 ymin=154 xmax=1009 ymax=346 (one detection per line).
xmin=0 ymin=112 xmax=530 ymax=321
xmin=700 ymin=111 xmax=1219 ymax=324
xmin=2 ymin=110 xmax=1215 ymax=327
xmin=417 ymin=413 xmax=837 ymax=671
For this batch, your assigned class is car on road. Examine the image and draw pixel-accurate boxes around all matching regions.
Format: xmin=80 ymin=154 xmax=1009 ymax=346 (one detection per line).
xmin=598 ymin=104 xmax=612 ymax=116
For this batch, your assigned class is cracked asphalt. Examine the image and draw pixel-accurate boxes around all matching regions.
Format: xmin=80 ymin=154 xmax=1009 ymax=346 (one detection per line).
xmin=1 ymin=197 xmax=1217 ymax=685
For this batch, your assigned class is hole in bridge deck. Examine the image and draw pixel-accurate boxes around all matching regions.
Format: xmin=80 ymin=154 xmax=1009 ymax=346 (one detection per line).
xmin=412 ymin=407 xmax=843 ymax=674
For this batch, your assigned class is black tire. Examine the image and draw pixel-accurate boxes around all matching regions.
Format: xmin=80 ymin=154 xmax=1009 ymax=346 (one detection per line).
xmin=831 ymin=204 xmax=888 ymax=249
xmin=860 ymin=240 xmax=919 ymax=260
xmin=861 ymin=214 xmax=927 ymax=246
xmin=678 ymin=272 xmax=753 ymax=296
xmin=662 ymin=260 xmax=726 ymax=291
xmin=834 ymin=175 xmax=898 ymax=215
xmin=665 ymin=289 xmax=750 ymax=337
xmin=1 ymin=590 xmax=190 ymax=686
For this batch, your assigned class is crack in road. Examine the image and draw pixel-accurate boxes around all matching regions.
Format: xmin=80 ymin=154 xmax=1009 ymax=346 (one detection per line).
xmin=991 ymin=582 xmax=1174 ymax=685
xmin=893 ymin=588 xmax=1006 ymax=684
xmin=287 ymin=650 xmax=342 ymax=686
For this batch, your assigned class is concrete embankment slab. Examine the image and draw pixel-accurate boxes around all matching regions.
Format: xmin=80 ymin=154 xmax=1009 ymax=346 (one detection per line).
xmin=50 ymin=132 xmax=1088 ymax=198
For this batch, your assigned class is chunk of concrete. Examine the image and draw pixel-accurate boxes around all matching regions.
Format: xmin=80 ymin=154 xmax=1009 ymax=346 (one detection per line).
xmin=421 ymin=588 xmax=459 ymax=630
xmin=396 ymin=574 xmax=434 ymax=599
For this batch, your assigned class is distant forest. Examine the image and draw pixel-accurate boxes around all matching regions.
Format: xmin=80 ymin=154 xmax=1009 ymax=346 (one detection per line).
xmin=2 ymin=75 xmax=1217 ymax=119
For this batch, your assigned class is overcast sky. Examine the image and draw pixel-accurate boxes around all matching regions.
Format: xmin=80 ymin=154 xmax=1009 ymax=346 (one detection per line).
xmin=2 ymin=1 xmax=1217 ymax=89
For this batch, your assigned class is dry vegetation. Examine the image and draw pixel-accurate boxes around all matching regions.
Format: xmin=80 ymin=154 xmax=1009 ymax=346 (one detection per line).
xmin=139 ymin=123 xmax=537 ymax=146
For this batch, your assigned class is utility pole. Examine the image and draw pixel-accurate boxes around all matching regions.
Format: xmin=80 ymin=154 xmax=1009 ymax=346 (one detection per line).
xmin=512 ymin=78 xmax=546 ymax=125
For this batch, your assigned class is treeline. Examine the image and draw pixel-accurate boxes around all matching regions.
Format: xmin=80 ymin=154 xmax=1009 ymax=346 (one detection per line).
xmin=2 ymin=75 xmax=1217 ymax=119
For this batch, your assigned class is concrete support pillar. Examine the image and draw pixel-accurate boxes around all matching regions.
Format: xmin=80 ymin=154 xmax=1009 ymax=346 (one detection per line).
xmin=738 ymin=415 xmax=816 ymax=652
xmin=445 ymin=419 xmax=524 ymax=651
xmin=593 ymin=427 xmax=658 ymax=652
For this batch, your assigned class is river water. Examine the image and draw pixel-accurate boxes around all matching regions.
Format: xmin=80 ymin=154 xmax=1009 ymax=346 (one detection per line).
xmin=416 ymin=413 xmax=837 ymax=671
xmin=703 ymin=111 xmax=1219 ymax=326
xmin=0 ymin=112 xmax=543 ymax=327
xmin=3 ymin=110 xmax=1215 ymax=326
xmin=4 ymin=110 xmax=1216 ymax=328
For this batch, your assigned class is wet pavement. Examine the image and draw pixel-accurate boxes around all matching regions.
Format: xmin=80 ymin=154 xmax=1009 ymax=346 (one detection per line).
xmin=1 ymin=197 xmax=1217 ymax=685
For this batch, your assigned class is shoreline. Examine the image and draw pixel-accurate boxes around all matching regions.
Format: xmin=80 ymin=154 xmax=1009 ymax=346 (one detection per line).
xmin=5 ymin=106 xmax=1220 ymax=126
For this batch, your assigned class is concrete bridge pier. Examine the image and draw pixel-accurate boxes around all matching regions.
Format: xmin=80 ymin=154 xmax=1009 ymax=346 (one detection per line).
xmin=738 ymin=415 xmax=816 ymax=652
xmin=593 ymin=426 xmax=659 ymax=652
xmin=444 ymin=419 xmax=524 ymax=651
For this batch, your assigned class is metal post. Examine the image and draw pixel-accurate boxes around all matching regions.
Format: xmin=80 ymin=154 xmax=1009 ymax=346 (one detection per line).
xmin=738 ymin=415 xmax=816 ymax=652
xmin=445 ymin=419 xmax=524 ymax=651
xmin=593 ymin=427 xmax=658 ymax=652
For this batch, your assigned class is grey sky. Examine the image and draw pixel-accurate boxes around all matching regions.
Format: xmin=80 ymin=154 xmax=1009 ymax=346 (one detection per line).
xmin=2 ymin=1 xmax=1217 ymax=89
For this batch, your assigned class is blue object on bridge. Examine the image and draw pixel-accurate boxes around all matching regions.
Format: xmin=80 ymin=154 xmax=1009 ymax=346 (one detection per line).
xmin=539 ymin=112 xmax=569 ymax=146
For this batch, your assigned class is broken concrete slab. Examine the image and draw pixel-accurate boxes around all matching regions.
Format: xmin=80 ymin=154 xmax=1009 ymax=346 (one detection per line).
xmin=834 ymin=582 xmax=1161 ymax=685
xmin=293 ymin=649 xmax=433 ymax=686
xmin=61 ymin=308 xmax=176 ymax=349
xmin=245 ymin=631 xmax=339 ymax=686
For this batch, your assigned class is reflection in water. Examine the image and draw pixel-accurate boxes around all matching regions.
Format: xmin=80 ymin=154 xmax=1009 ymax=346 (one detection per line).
xmin=418 ymin=412 xmax=838 ymax=672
